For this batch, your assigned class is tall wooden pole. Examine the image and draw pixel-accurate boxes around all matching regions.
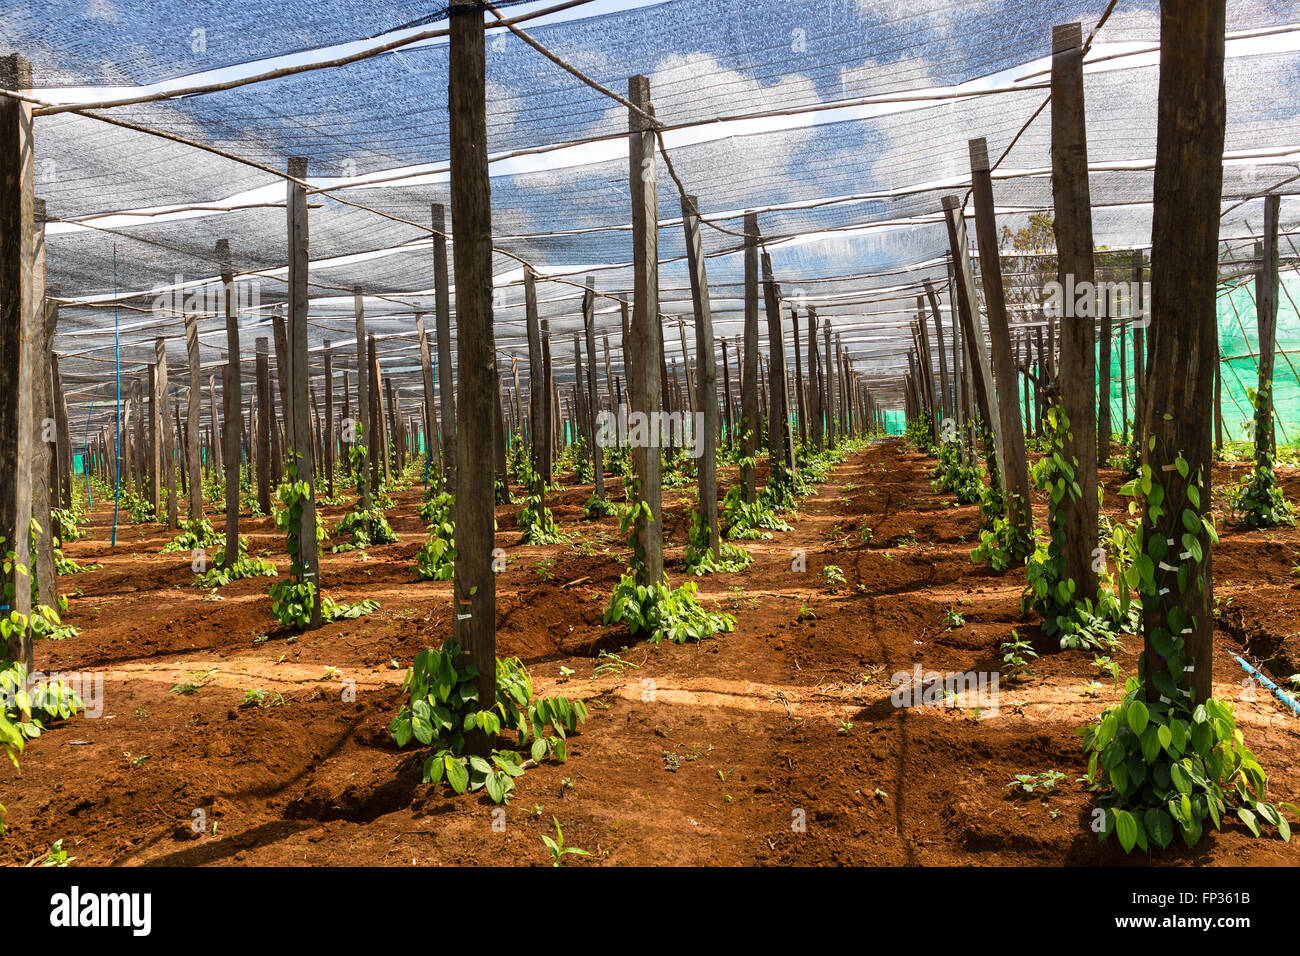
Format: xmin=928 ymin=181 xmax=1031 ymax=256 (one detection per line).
xmin=323 ymin=340 xmax=335 ymax=497
xmin=255 ymin=337 xmax=273 ymax=514
xmin=416 ymin=314 xmax=437 ymax=475
xmin=740 ymin=212 xmax=760 ymax=501
xmin=683 ymin=194 xmax=720 ymax=555
xmin=627 ymin=74 xmax=664 ymax=583
xmin=969 ymin=137 xmax=1033 ymax=538
xmin=1051 ymin=21 xmax=1099 ymax=604
xmin=582 ymin=276 xmax=605 ymax=501
xmin=762 ymin=252 xmax=792 ymax=480
xmin=217 ymin=238 xmax=241 ymax=567
xmin=352 ymin=288 xmax=371 ymax=508
xmin=525 ymin=269 xmax=546 ymax=498
xmin=287 ymin=156 xmax=321 ymax=627
xmin=450 ymin=0 xmax=496 ymax=752
xmin=1254 ymin=196 xmax=1281 ymax=460
xmin=1141 ymin=0 xmax=1226 ymax=704
xmin=433 ymin=203 xmax=456 ymax=497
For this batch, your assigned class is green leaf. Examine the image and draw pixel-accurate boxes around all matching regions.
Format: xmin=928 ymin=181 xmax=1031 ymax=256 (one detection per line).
xmin=445 ymin=756 xmax=469 ymax=794
xmin=1115 ymin=809 xmax=1139 ymax=853
xmin=1144 ymin=808 xmax=1174 ymax=849
xmin=1237 ymin=806 xmax=1261 ymax=838
xmin=1127 ymin=699 xmax=1150 ymax=736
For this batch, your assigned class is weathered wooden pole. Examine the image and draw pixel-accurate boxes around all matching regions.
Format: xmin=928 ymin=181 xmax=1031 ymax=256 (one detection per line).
xmin=524 ymin=269 xmax=546 ymax=497
xmin=1132 ymin=250 xmax=1146 ymax=451
xmin=1254 ymin=195 xmax=1281 ymax=460
xmin=741 ymin=212 xmax=760 ymax=501
xmin=352 ymin=288 xmax=371 ymax=507
xmin=255 ymin=337 xmax=273 ymax=514
xmin=1098 ymin=265 xmax=1114 ymax=462
xmin=808 ymin=308 xmax=824 ymax=450
xmin=433 ymin=203 xmax=456 ymax=496
xmin=627 ymin=73 xmax=664 ymax=583
xmin=271 ymin=306 xmax=290 ymax=484
xmin=323 ymin=340 xmax=335 ymax=497
xmin=792 ymin=309 xmax=807 ymax=448
xmin=823 ymin=320 xmax=837 ymax=448
xmin=1051 ymin=21 xmax=1099 ymax=604
xmin=449 ymin=0 xmax=497 ymax=753
xmin=582 ymin=277 xmax=605 ymax=501
xmin=183 ymin=292 xmax=203 ymax=521
xmin=217 ymin=239 xmax=241 ymax=565
xmin=287 ymin=156 xmax=321 ymax=626
xmin=683 ymin=194 xmax=720 ymax=555
xmin=923 ymin=278 xmax=951 ymax=426
xmin=157 ymin=340 xmax=179 ymax=529
xmin=542 ymin=318 xmax=555 ymax=485
xmin=1140 ymin=0 xmax=1226 ymax=704
xmin=720 ymin=336 xmax=735 ymax=447
xmin=762 ymin=252 xmax=792 ymax=480
xmin=0 ymin=53 xmax=36 ymax=670
xmin=969 ymin=136 xmax=1033 ymax=538
xmin=416 ymin=313 xmax=437 ymax=475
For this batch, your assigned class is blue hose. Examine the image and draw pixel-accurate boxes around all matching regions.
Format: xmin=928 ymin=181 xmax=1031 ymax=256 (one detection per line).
xmin=1232 ymin=653 xmax=1300 ymax=717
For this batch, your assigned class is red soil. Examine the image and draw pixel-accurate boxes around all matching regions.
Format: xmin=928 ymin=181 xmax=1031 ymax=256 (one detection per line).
xmin=3 ymin=440 xmax=1300 ymax=867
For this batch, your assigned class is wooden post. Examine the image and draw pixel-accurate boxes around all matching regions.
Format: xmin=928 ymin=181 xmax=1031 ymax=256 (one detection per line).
xmin=582 ymin=277 xmax=605 ymax=501
xmin=808 ymin=309 xmax=824 ymax=450
xmin=762 ymin=252 xmax=792 ymax=480
xmin=525 ymin=269 xmax=546 ymax=498
xmin=29 ymin=201 xmax=53 ymax=613
xmin=969 ymin=137 xmax=1033 ymax=538
xmin=183 ymin=291 xmax=203 ymax=520
xmin=1098 ymin=265 xmax=1114 ymax=463
xmin=1141 ymin=0 xmax=1226 ymax=704
xmin=271 ymin=306 xmax=290 ymax=484
xmin=923 ymin=279 xmax=951 ymax=426
xmin=353 ymin=288 xmax=371 ymax=508
xmin=627 ymin=73 xmax=664 ymax=583
xmin=741 ymin=212 xmax=760 ymax=501
xmin=448 ymin=0 xmax=497 ymax=755
xmin=208 ymin=374 xmax=222 ymax=477
xmin=823 ymin=320 xmax=837 ymax=448
xmin=1255 ymin=195 xmax=1281 ymax=461
xmin=255 ymin=337 xmax=273 ymax=514
xmin=323 ymin=340 xmax=335 ymax=498
xmin=0 ymin=53 xmax=35 ymax=670
xmin=156 ymin=339 xmax=178 ymax=529
xmin=417 ymin=314 xmax=437 ymax=475
xmin=367 ymin=335 xmax=382 ymax=495
xmin=433 ymin=203 xmax=456 ymax=496
xmin=542 ymin=319 xmax=555 ymax=485
xmin=683 ymin=194 xmax=720 ymax=555
xmin=1051 ymin=21 xmax=1099 ymax=604
xmin=792 ymin=309 xmax=807 ymax=449
xmin=287 ymin=155 xmax=322 ymax=627
xmin=1132 ymin=250 xmax=1146 ymax=451
xmin=217 ymin=238 xmax=241 ymax=566
xmin=720 ymin=336 xmax=735 ymax=447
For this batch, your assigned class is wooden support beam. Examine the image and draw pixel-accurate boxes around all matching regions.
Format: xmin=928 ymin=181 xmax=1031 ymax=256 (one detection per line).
xmin=323 ymin=340 xmax=335 ymax=498
xmin=1141 ymin=0 xmax=1226 ymax=704
xmin=683 ymin=194 xmax=720 ymax=555
xmin=741 ymin=212 xmax=760 ymax=501
xmin=1255 ymin=195 xmax=1282 ymax=460
xmin=255 ymin=337 xmax=273 ymax=515
xmin=416 ymin=313 xmax=437 ymax=475
xmin=433 ymin=203 xmax=456 ymax=496
xmin=449 ymin=0 xmax=497 ymax=753
xmin=808 ymin=308 xmax=824 ymax=450
xmin=942 ymin=196 xmax=1004 ymax=482
xmin=762 ymin=252 xmax=792 ymax=480
xmin=627 ymin=73 xmax=664 ymax=583
xmin=1050 ymin=21 xmax=1099 ymax=604
xmin=352 ymin=288 xmax=371 ymax=508
xmin=969 ymin=136 xmax=1033 ymax=539
xmin=582 ymin=276 xmax=605 ymax=501
xmin=525 ymin=269 xmax=546 ymax=498
xmin=217 ymin=238 xmax=241 ymax=566
xmin=287 ymin=155 xmax=321 ymax=627
xmin=183 ymin=289 xmax=203 ymax=520
xmin=157 ymin=339 xmax=178 ymax=529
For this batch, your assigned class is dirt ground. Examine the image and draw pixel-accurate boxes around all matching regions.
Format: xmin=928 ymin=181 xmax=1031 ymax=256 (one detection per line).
xmin=4 ymin=439 xmax=1300 ymax=867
